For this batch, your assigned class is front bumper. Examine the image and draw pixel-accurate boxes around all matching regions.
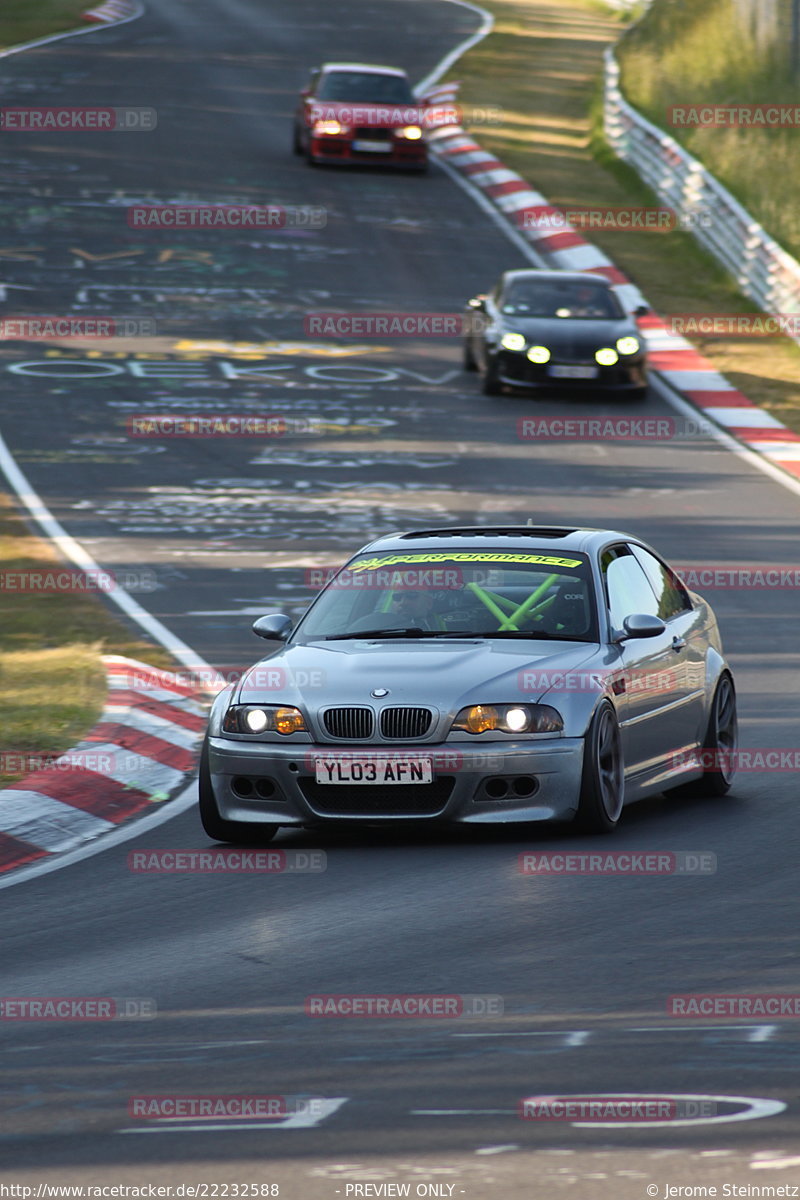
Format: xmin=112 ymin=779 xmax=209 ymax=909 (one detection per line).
xmin=493 ymin=351 xmax=647 ymax=392
xmin=207 ymin=736 xmax=585 ymax=825
xmin=309 ymin=135 xmax=427 ymax=167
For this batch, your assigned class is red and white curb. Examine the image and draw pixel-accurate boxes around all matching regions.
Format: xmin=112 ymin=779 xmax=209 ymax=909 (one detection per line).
xmin=424 ymin=87 xmax=800 ymax=483
xmin=82 ymin=0 xmax=137 ymax=22
xmin=0 ymin=656 xmax=206 ymax=874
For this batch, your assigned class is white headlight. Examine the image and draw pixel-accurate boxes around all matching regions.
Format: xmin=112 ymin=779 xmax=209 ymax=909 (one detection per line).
xmin=616 ymin=336 xmax=640 ymax=355
xmin=244 ymin=708 xmax=269 ymax=732
xmin=595 ymin=348 xmax=619 ymax=366
xmin=501 ymin=332 xmax=526 ymax=351
xmin=505 ymin=707 xmax=530 ymax=732
xmin=526 ymin=345 xmax=551 ymax=364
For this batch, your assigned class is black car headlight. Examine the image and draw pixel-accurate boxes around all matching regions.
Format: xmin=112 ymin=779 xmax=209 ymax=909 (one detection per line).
xmin=222 ymin=705 xmax=307 ymax=735
xmin=616 ymin=336 xmax=641 ymax=356
xmin=500 ymin=332 xmax=526 ymax=351
xmin=451 ymin=704 xmax=563 ymax=734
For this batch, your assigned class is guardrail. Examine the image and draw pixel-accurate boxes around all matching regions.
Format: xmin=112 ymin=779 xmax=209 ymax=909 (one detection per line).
xmin=603 ymin=47 xmax=800 ymax=318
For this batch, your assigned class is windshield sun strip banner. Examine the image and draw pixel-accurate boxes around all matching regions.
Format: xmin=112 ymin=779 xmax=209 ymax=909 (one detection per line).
xmin=347 ymin=553 xmax=585 ymax=571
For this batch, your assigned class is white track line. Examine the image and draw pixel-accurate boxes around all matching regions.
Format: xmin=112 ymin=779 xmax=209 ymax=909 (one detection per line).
xmin=415 ymin=0 xmax=494 ymax=96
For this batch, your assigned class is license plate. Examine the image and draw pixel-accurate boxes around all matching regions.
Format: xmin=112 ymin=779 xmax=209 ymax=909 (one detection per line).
xmin=548 ymin=364 xmax=599 ymax=379
xmin=314 ymin=757 xmax=433 ymax=785
xmin=352 ymin=139 xmax=392 ymax=152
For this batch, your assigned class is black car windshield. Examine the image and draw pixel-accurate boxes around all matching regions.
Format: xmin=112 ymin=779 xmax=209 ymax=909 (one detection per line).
xmin=294 ymin=551 xmax=599 ymax=642
xmin=500 ymin=280 xmax=623 ymax=320
xmin=316 ymin=72 xmax=415 ymax=104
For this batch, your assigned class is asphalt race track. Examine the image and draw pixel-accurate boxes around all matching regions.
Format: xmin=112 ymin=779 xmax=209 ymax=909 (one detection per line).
xmin=2 ymin=1 xmax=800 ymax=1194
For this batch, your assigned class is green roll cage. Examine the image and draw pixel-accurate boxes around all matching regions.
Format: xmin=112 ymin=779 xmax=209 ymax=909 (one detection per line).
xmin=378 ymin=572 xmax=562 ymax=632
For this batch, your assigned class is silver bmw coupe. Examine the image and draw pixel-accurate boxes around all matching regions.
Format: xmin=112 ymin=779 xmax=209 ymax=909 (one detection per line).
xmin=199 ymin=526 xmax=737 ymax=841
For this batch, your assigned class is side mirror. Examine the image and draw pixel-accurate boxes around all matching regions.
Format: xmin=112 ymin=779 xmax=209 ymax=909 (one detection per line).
xmin=634 ymin=304 xmax=650 ymax=317
xmin=252 ymin=613 xmax=293 ymax=641
xmin=468 ymin=296 xmax=486 ymax=311
xmin=619 ymin=613 xmax=666 ymax=641
xmin=300 ymin=87 xmax=311 ymax=97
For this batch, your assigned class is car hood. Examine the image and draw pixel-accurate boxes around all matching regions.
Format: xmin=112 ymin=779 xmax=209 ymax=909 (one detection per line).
xmin=499 ymin=315 xmax=638 ymax=349
xmin=235 ymin=638 xmax=602 ymax=709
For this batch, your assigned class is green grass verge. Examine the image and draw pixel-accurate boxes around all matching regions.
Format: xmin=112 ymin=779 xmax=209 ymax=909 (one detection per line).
xmin=0 ymin=0 xmax=94 ymax=50
xmin=617 ymin=0 xmax=800 ymax=260
xmin=0 ymin=494 xmax=176 ymax=787
xmin=442 ymin=0 xmax=800 ymax=432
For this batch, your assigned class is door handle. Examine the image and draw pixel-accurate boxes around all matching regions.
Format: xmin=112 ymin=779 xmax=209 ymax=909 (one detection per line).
xmin=671 ymin=635 xmax=686 ymax=651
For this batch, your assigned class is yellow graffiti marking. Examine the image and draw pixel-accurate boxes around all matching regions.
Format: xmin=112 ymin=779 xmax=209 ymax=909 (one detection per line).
xmin=171 ymin=339 xmax=389 ymax=358
xmin=69 ymin=249 xmax=145 ymax=262
xmin=156 ymin=250 xmax=216 ymax=264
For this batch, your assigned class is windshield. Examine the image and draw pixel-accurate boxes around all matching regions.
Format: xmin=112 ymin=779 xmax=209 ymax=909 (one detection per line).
xmin=294 ymin=551 xmax=598 ymax=642
xmin=500 ymin=280 xmax=622 ymax=320
xmin=316 ymin=72 xmax=415 ymax=104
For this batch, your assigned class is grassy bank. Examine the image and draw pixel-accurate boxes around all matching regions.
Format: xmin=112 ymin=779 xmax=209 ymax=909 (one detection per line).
xmin=442 ymin=0 xmax=800 ymax=432
xmin=617 ymin=0 xmax=800 ymax=260
xmin=0 ymin=0 xmax=93 ymax=50
xmin=0 ymin=493 xmax=175 ymax=787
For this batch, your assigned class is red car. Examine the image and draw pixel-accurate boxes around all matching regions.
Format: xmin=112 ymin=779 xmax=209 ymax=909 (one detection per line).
xmin=293 ymin=63 xmax=428 ymax=171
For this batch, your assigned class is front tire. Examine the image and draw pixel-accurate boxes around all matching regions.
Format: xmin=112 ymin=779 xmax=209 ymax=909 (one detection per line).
xmin=198 ymin=737 xmax=279 ymax=845
xmin=464 ymin=338 xmax=478 ymax=371
xmin=482 ymin=357 xmax=503 ymax=395
xmin=575 ymin=701 xmax=624 ymax=833
xmin=682 ymin=674 xmax=738 ymax=797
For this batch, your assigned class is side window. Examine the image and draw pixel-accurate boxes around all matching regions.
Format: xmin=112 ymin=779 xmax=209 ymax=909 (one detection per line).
xmin=604 ymin=553 xmax=660 ymax=629
xmin=630 ymin=545 xmax=692 ymax=619
xmin=307 ymin=69 xmax=319 ymax=93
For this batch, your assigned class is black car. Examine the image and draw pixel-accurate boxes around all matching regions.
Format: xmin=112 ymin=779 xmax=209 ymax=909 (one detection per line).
xmin=464 ymin=269 xmax=649 ymax=398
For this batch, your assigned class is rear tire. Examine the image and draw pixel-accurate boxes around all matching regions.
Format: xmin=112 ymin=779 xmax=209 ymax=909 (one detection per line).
xmin=575 ymin=701 xmax=624 ymax=833
xmin=198 ymin=737 xmax=279 ymax=845
xmin=464 ymin=339 xmax=478 ymax=371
